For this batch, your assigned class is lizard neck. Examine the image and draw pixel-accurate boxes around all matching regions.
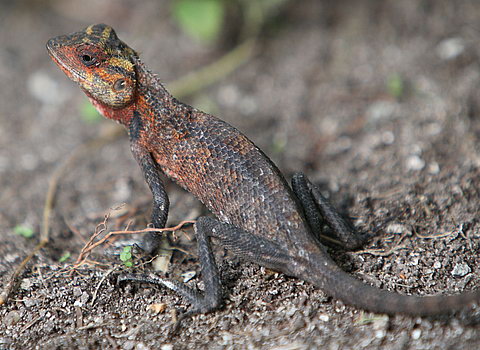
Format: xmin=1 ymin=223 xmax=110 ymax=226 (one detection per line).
xmin=134 ymin=56 xmax=174 ymax=110
xmin=128 ymin=57 xmax=180 ymax=131
xmin=85 ymin=90 xmax=136 ymax=126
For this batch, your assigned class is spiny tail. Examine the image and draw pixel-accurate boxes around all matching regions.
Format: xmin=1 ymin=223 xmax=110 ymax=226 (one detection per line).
xmin=301 ymin=252 xmax=479 ymax=316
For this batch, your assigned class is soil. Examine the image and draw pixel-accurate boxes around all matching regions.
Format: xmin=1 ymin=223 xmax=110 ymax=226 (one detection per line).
xmin=1 ymin=0 xmax=480 ymax=349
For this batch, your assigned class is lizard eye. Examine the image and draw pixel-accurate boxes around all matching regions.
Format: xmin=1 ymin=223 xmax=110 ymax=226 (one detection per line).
xmin=81 ymin=54 xmax=97 ymax=67
xmin=113 ymin=79 xmax=126 ymax=91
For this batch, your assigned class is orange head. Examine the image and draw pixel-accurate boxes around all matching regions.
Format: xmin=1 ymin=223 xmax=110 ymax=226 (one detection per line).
xmin=47 ymin=24 xmax=137 ymax=110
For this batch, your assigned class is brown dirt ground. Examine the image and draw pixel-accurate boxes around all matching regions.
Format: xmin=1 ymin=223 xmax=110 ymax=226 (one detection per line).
xmin=1 ymin=0 xmax=480 ymax=349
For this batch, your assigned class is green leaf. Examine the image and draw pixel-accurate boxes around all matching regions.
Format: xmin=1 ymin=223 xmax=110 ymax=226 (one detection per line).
xmin=14 ymin=225 xmax=34 ymax=238
xmin=387 ymin=73 xmax=404 ymax=99
xmin=80 ymin=101 xmax=102 ymax=123
xmin=120 ymin=246 xmax=132 ymax=261
xmin=120 ymin=246 xmax=134 ymax=267
xmin=173 ymin=0 xmax=225 ymax=43
xmin=59 ymin=251 xmax=71 ymax=263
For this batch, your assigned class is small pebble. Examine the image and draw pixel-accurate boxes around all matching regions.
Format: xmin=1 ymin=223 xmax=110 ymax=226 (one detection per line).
xmin=73 ymin=286 xmax=82 ymax=297
xmin=375 ymin=329 xmax=386 ymax=339
xmin=135 ymin=342 xmax=149 ymax=350
xmin=385 ymin=223 xmax=409 ymax=235
xmin=80 ymin=291 xmax=90 ymax=304
xmin=436 ymin=37 xmax=465 ymax=60
xmin=406 ymin=155 xmax=425 ymax=171
xmin=409 ymin=257 xmax=419 ymax=266
xmin=411 ymin=329 xmax=422 ymax=340
xmin=123 ymin=340 xmax=135 ymax=350
xmin=427 ymin=162 xmax=440 ymax=175
xmin=381 ymin=131 xmax=395 ymax=145
xmin=372 ymin=315 xmax=390 ymax=330
xmin=451 ymin=263 xmax=471 ymax=277
xmin=319 ymin=314 xmax=330 ymax=322
xmin=366 ymin=101 xmax=396 ymax=122
xmin=20 ymin=279 xmax=33 ymax=290
xmin=3 ymin=311 xmax=21 ymax=326
xmin=23 ymin=299 xmax=37 ymax=308
xmin=181 ymin=271 xmax=196 ymax=283
xmin=148 ymin=303 xmax=167 ymax=314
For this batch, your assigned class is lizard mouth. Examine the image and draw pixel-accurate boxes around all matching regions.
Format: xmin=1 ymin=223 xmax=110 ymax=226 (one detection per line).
xmin=46 ymin=39 xmax=88 ymax=85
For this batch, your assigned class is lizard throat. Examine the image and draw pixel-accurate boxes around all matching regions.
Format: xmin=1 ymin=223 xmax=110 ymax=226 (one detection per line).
xmin=84 ymin=90 xmax=135 ymax=126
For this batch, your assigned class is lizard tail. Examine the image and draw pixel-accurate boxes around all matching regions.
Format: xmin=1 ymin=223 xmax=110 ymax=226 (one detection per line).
xmin=300 ymin=252 xmax=479 ymax=316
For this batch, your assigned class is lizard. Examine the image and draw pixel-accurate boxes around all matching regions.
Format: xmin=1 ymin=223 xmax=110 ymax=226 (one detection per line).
xmin=46 ymin=24 xmax=479 ymax=323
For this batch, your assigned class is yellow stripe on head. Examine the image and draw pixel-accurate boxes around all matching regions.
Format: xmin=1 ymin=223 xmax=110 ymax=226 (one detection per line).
xmin=108 ymin=57 xmax=134 ymax=71
xmin=100 ymin=26 xmax=112 ymax=44
xmin=85 ymin=25 xmax=94 ymax=35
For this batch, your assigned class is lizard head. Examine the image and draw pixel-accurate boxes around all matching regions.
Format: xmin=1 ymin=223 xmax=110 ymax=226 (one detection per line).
xmin=46 ymin=24 xmax=137 ymax=109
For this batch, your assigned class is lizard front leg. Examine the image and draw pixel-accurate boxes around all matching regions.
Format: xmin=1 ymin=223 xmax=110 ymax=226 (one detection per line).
xmin=129 ymin=112 xmax=170 ymax=254
xmin=292 ymin=172 xmax=369 ymax=250
xmin=118 ymin=216 xmax=223 ymax=331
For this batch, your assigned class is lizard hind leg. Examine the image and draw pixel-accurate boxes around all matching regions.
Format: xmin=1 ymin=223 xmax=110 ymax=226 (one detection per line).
xmin=118 ymin=216 xmax=294 ymax=331
xmin=198 ymin=217 xmax=294 ymax=273
xmin=291 ymin=172 xmax=370 ymax=250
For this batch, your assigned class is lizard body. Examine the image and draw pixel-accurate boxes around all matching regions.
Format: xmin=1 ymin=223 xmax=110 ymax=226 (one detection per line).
xmin=47 ymin=24 xmax=479 ymax=320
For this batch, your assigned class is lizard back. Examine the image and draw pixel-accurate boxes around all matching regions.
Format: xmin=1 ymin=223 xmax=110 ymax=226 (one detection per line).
xmin=135 ymin=72 xmax=311 ymax=248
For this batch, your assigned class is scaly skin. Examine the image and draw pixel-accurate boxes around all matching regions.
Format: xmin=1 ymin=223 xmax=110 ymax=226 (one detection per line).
xmin=47 ymin=24 xmax=479 ymax=320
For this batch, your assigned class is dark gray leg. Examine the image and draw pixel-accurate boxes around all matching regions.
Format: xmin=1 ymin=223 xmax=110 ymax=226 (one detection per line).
xmin=130 ymin=113 xmax=170 ymax=255
xmin=199 ymin=217 xmax=292 ymax=272
xmin=291 ymin=172 xmax=369 ymax=250
xmin=118 ymin=217 xmax=223 ymax=332
xmin=118 ymin=216 xmax=293 ymax=331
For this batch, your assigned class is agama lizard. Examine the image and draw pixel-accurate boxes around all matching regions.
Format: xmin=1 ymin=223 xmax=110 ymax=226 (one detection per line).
xmin=47 ymin=24 xmax=479 ymax=322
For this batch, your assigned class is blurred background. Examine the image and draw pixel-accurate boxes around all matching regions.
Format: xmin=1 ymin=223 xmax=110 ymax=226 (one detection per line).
xmin=1 ymin=0 xmax=480 ymax=348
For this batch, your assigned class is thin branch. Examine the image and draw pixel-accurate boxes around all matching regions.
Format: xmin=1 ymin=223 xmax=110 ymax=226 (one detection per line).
xmin=73 ymin=220 xmax=195 ymax=269
xmin=90 ymin=267 xmax=117 ymax=306
xmin=355 ymin=230 xmax=411 ymax=257
xmin=168 ymin=39 xmax=255 ymax=98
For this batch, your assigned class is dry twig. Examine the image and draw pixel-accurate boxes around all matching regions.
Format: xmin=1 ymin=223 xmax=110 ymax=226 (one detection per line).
xmin=355 ymin=229 xmax=411 ymax=257
xmin=73 ymin=220 xmax=195 ymax=269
